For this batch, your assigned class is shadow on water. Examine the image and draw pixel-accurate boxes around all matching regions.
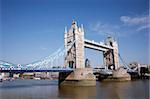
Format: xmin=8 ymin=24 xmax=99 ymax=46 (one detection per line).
xmin=96 ymin=80 xmax=149 ymax=99
xmin=58 ymin=80 xmax=149 ymax=99
xmin=58 ymin=85 xmax=96 ymax=99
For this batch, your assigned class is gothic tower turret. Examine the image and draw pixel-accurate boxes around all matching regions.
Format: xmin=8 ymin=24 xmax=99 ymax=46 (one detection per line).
xmin=64 ymin=20 xmax=85 ymax=68
xmin=104 ymin=37 xmax=119 ymax=70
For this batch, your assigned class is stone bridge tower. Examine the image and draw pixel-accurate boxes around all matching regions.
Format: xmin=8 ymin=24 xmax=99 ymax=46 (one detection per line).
xmin=104 ymin=37 xmax=119 ymax=70
xmin=64 ymin=20 xmax=85 ymax=68
xmin=60 ymin=21 xmax=96 ymax=86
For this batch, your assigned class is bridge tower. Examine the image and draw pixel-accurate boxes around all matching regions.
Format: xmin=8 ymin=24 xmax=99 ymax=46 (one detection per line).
xmin=104 ymin=37 xmax=119 ymax=70
xmin=64 ymin=20 xmax=85 ymax=68
xmin=59 ymin=21 xmax=96 ymax=86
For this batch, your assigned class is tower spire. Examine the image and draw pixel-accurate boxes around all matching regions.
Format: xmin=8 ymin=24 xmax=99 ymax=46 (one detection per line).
xmin=72 ymin=19 xmax=76 ymax=25
xmin=71 ymin=20 xmax=77 ymax=29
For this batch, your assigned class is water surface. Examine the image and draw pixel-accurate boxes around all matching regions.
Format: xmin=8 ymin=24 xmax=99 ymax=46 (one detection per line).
xmin=0 ymin=79 xmax=149 ymax=99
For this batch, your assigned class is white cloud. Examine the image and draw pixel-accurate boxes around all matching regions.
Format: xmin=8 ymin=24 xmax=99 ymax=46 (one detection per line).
xmin=120 ymin=15 xmax=150 ymax=32
xmin=136 ymin=24 xmax=150 ymax=32
xmin=120 ymin=16 xmax=149 ymax=25
xmin=90 ymin=22 xmax=121 ymax=37
xmin=90 ymin=14 xmax=149 ymax=37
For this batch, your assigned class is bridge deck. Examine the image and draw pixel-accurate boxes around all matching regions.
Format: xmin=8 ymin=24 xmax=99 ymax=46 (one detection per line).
xmin=84 ymin=39 xmax=113 ymax=51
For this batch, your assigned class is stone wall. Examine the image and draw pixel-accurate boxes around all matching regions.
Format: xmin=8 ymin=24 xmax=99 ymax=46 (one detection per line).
xmin=59 ymin=68 xmax=96 ymax=86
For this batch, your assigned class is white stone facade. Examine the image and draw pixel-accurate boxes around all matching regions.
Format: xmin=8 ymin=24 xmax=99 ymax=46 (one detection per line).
xmin=64 ymin=21 xmax=85 ymax=68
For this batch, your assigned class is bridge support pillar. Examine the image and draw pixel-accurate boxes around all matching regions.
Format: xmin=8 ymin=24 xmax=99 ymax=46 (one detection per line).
xmin=99 ymin=67 xmax=131 ymax=81
xmin=112 ymin=67 xmax=131 ymax=81
xmin=59 ymin=68 xmax=96 ymax=86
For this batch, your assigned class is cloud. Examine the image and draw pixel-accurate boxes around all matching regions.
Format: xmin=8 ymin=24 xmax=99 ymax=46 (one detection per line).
xmin=120 ymin=16 xmax=149 ymax=25
xmin=90 ymin=14 xmax=149 ymax=37
xmin=120 ymin=15 xmax=149 ymax=32
xmin=90 ymin=22 xmax=121 ymax=37
xmin=136 ymin=24 xmax=150 ymax=32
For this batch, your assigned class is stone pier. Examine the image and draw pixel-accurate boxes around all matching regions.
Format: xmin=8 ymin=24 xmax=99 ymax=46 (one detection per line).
xmin=102 ymin=68 xmax=131 ymax=81
xmin=59 ymin=68 xmax=96 ymax=86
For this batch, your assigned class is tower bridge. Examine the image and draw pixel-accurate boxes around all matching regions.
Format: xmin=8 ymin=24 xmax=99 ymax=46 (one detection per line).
xmin=64 ymin=20 xmax=119 ymax=70
xmin=0 ymin=20 xmax=135 ymax=86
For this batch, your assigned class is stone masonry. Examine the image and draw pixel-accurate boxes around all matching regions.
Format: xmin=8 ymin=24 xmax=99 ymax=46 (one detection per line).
xmin=64 ymin=21 xmax=85 ymax=68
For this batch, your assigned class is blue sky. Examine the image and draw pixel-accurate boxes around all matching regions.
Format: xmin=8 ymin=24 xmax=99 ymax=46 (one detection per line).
xmin=1 ymin=0 xmax=149 ymax=66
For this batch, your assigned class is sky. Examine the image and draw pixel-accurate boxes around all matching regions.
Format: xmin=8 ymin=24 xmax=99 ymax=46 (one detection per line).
xmin=1 ymin=0 xmax=149 ymax=67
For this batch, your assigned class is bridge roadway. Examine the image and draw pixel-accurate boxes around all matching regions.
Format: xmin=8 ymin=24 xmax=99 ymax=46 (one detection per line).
xmin=84 ymin=39 xmax=113 ymax=51
xmin=0 ymin=68 xmax=74 ymax=73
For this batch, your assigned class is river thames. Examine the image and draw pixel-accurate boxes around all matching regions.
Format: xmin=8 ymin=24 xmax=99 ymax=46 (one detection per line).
xmin=0 ymin=79 xmax=149 ymax=99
